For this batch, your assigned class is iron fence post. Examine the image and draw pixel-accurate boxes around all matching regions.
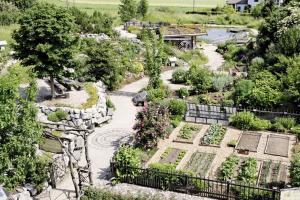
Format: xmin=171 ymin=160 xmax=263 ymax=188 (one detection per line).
xmin=226 ymin=181 xmax=230 ymax=200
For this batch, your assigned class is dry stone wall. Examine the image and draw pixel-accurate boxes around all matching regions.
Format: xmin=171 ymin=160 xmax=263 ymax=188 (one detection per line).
xmin=38 ymin=81 xmax=110 ymax=129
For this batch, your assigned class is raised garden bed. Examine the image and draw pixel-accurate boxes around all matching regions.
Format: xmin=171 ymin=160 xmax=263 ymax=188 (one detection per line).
xmin=218 ymin=155 xmax=240 ymax=181
xmin=174 ymin=123 xmax=201 ymax=144
xmin=237 ymin=157 xmax=259 ymax=185
xmin=200 ymin=123 xmax=227 ymax=147
xmin=236 ymin=132 xmax=261 ymax=152
xmin=184 ymin=151 xmax=215 ymax=177
xmin=265 ymin=135 xmax=290 ymax=157
xmin=160 ymin=148 xmax=186 ymax=167
xmin=258 ymin=160 xmax=288 ymax=188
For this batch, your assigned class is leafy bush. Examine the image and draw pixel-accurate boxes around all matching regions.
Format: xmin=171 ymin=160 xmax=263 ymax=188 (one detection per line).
xmin=106 ymin=98 xmax=115 ymax=110
xmin=272 ymin=117 xmax=296 ymax=132
xmin=147 ymin=87 xmax=170 ymax=102
xmin=229 ymin=111 xmax=271 ymax=130
xmin=168 ymin=99 xmax=186 ymax=116
xmin=238 ymin=158 xmax=257 ymax=184
xmin=82 ymin=83 xmax=99 ymax=109
xmin=112 ymin=145 xmax=141 ymax=182
xmin=180 ymin=49 xmax=208 ymax=66
xmin=134 ymin=103 xmax=171 ymax=149
xmin=170 ymin=115 xmax=182 ymax=128
xmin=177 ymin=88 xmax=189 ymax=99
xmin=81 ymin=187 xmax=165 ymax=200
xmin=219 ymin=155 xmax=239 ymax=181
xmin=212 ymin=73 xmax=233 ymax=92
xmin=188 ymin=65 xmax=212 ymax=94
xmin=178 ymin=124 xmax=201 ymax=139
xmin=171 ymin=68 xmax=188 ymax=84
xmin=47 ymin=109 xmax=68 ymax=122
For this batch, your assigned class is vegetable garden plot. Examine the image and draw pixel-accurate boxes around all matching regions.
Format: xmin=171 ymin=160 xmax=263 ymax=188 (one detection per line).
xmin=174 ymin=124 xmax=202 ymax=144
xmin=236 ymin=132 xmax=261 ymax=152
xmin=184 ymin=151 xmax=216 ymax=177
xmin=160 ymin=148 xmax=186 ymax=166
xmin=200 ymin=123 xmax=227 ymax=147
xmin=258 ymin=160 xmax=288 ymax=188
xmin=265 ymin=135 xmax=290 ymax=157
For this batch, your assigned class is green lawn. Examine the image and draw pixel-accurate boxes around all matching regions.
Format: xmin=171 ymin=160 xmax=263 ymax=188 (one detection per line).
xmin=0 ymin=24 xmax=18 ymax=43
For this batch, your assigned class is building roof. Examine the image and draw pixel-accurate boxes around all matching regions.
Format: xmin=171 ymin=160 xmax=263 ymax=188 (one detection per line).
xmin=227 ymin=0 xmax=248 ymax=4
xmin=160 ymin=24 xmax=206 ymax=37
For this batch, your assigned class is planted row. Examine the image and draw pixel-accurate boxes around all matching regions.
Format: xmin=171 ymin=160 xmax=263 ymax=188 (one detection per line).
xmin=201 ymin=123 xmax=227 ymax=146
xmin=218 ymin=155 xmax=239 ymax=181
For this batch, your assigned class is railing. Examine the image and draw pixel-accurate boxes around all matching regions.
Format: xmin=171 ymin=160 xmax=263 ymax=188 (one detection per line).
xmin=110 ymin=162 xmax=280 ymax=200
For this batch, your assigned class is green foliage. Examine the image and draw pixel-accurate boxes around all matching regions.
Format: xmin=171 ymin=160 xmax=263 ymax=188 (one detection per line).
xmin=70 ymin=7 xmax=114 ymax=36
xmin=0 ymin=75 xmax=48 ymax=191
xmin=201 ymin=123 xmax=226 ymax=145
xmin=188 ymin=65 xmax=212 ymax=94
xmin=137 ymin=0 xmax=148 ymax=18
xmin=177 ymin=88 xmax=189 ymax=99
xmin=291 ymin=143 xmax=300 ymax=187
xmin=238 ymin=158 xmax=257 ymax=184
xmin=0 ymin=1 xmax=19 ymax=25
xmin=212 ymin=73 xmax=233 ymax=92
xmin=286 ymin=56 xmax=300 ymax=104
xmin=113 ymin=145 xmax=141 ymax=181
xmin=7 ymin=64 xmax=32 ymax=84
xmin=251 ymin=3 xmax=264 ymax=18
xmin=81 ymin=187 xmax=165 ymax=200
xmin=118 ymin=0 xmax=136 ymax=23
xmin=134 ymin=103 xmax=171 ymax=149
xmin=178 ymin=124 xmax=201 ymax=139
xmin=272 ymin=117 xmax=296 ymax=132
xmin=13 ymin=2 xmax=79 ymax=97
xmin=233 ymin=80 xmax=255 ymax=106
xmin=171 ymin=68 xmax=188 ymax=84
xmin=106 ymin=98 xmax=115 ymax=110
xmin=276 ymin=26 xmax=300 ymax=57
xmin=144 ymin=30 xmax=164 ymax=89
xmin=219 ymin=155 xmax=239 ymax=181
xmin=86 ymin=41 xmax=124 ymax=90
xmin=47 ymin=109 xmax=68 ymax=122
xmin=147 ymin=87 xmax=168 ymax=102
xmin=180 ymin=49 xmax=208 ymax=66
xmin=230 ymin=111 xmax=271 ymax=130
xmin=81 ymin=83 xmax=98 ymax=109
xmin=168 ymin=99 xmax=186 ymax=116
xmin=2 ymin=0 xmax=36 ymax=9
xmin=170 ymin=115 xmax=182 ymax=128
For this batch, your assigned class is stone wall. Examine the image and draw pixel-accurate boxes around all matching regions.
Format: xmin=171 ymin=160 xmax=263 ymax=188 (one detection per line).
xmin=39 ymin=81 xmax=110 ymax=129
xmin=280 ymin=188 xmax=300 ymax=200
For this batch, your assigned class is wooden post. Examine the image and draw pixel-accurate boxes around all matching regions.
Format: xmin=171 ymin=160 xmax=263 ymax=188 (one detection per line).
xmin=68 ymin=142 xmax=80 ymax=199
xmin=84 ymin=133 xmax=93 ymax=185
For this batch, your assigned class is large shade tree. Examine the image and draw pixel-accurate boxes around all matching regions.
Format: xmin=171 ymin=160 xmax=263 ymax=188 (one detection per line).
xmin=13 ymin=2 xmax=78 ymax=98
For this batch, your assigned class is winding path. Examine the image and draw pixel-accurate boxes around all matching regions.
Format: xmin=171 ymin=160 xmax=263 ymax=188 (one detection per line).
xmin=202 ymin=44 xmax=225 ymax=71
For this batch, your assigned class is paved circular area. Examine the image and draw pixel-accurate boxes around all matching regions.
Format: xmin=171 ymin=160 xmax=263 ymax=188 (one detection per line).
xmin=90 ymin=129 xmax=133 ymax=149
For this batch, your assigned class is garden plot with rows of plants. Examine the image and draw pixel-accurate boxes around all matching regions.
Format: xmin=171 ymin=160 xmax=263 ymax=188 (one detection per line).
xmin=159 ymin=147 xmax=186 ymax=167
xmin=184 ymin=151 xmax=216 ymax=177
xmin=173 ymin=123 xmax=202 ymax=144
xmin=200 ymin=123 xmax=227 ymax=147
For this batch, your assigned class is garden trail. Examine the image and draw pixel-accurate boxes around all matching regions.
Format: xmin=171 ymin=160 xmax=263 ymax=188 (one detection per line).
xmin=201 ymin=43 xmax=224 ymax=72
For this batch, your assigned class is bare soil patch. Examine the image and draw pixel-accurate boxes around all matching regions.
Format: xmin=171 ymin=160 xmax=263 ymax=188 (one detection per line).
xmin=236 ymin=132 xmax=261 ymax=152
xmin=265 ymin=135 xmax=290 ymax=157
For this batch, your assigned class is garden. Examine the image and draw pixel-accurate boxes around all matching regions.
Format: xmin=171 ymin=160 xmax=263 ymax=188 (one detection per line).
xmin=200 ymin=123 xmax=227 ymax=146
xmin=173 ymin=123 xmax=201 ymax=144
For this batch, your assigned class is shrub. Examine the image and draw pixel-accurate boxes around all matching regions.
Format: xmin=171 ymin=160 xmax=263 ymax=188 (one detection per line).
xmin=223 ymin=99 xmax=234 ymax=106
xmin=168 ymin=99 xmax=186 ymax=116
xmin=230 ymin=111 xmax=271 ymax=130
xmin=112 ymin=145 xmax=141 ymax=182
xmin=134 ymin=103 xmax=171 ymax=149
xmin=188 ymin=65 xmax=212 ymax=94
xmin=170 ymin=115 xmax=182 ymax=128
xmin=106 ymin=98 xmax=115 ymax=110
xmin=272 ymin=117 xmax=296 ymax=132
xmin=47 ymin=109 xmax=68 ymax=122
xmin=180 ymin=49 xmax=208 ymax=66
xmin=147 ymin=87 xmax=170 ymax=102
xmin=82 ymin=83 xmax=99 ymax=109
xmin=212 ymin=73 xmax=233 ymax=92
xmin=177 ymin=88 xmax=189 ymax=99
xmin=171 ymin=68 xmax=188 ymax=84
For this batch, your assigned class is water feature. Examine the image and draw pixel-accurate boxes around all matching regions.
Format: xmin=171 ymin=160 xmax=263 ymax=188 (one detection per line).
xmin=198 ymin=28 xmax=247 ymax=45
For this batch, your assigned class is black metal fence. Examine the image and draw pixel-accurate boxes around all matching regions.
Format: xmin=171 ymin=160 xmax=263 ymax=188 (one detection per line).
xmin=110 ymin=162 xmax=280 ymax=200
xmin=185 ymin=103 xmax=300 ymax=125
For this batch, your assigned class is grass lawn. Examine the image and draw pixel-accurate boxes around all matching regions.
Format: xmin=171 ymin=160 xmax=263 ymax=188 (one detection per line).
xmin=0 ymin=24 xmax=18 ymax=43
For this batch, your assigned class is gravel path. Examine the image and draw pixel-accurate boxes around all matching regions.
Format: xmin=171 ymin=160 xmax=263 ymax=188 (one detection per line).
xmin=202 ymin=44 xmax=224 ymax=72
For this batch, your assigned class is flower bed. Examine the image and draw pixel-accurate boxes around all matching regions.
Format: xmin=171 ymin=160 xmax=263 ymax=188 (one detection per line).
xmin=200 ymin=123 xmax=227 ymax=146
xmin=160 ymin=148 xmax=186 ymax=167
xmin=174 ymin=123 xmax=201 ymax=144
xmin=184 ymin=151 xmax=216 ymax=177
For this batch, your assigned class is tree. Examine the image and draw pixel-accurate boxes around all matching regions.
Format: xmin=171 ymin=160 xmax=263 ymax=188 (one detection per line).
xmin=2 ymin=0 xmax=36 ymax=9
xmin=276 ymin=26 xmax=300 ymax=56
xmin=118 ymin=0 xmax=136 ymax=23
xmin=13 ymin=3 xmax=78 ymax=98
xmin=86 ymin=41 xmax=124 ymax=90
xmin=137 ymin=0 xmax=148 ymax=18
xmin=144 ymin=30 xmax=164 ymax=89
xmin=233 ymin=80 xmax=255 ymax=106
xmin=0 ymin=75 xmax=48 ymax=191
